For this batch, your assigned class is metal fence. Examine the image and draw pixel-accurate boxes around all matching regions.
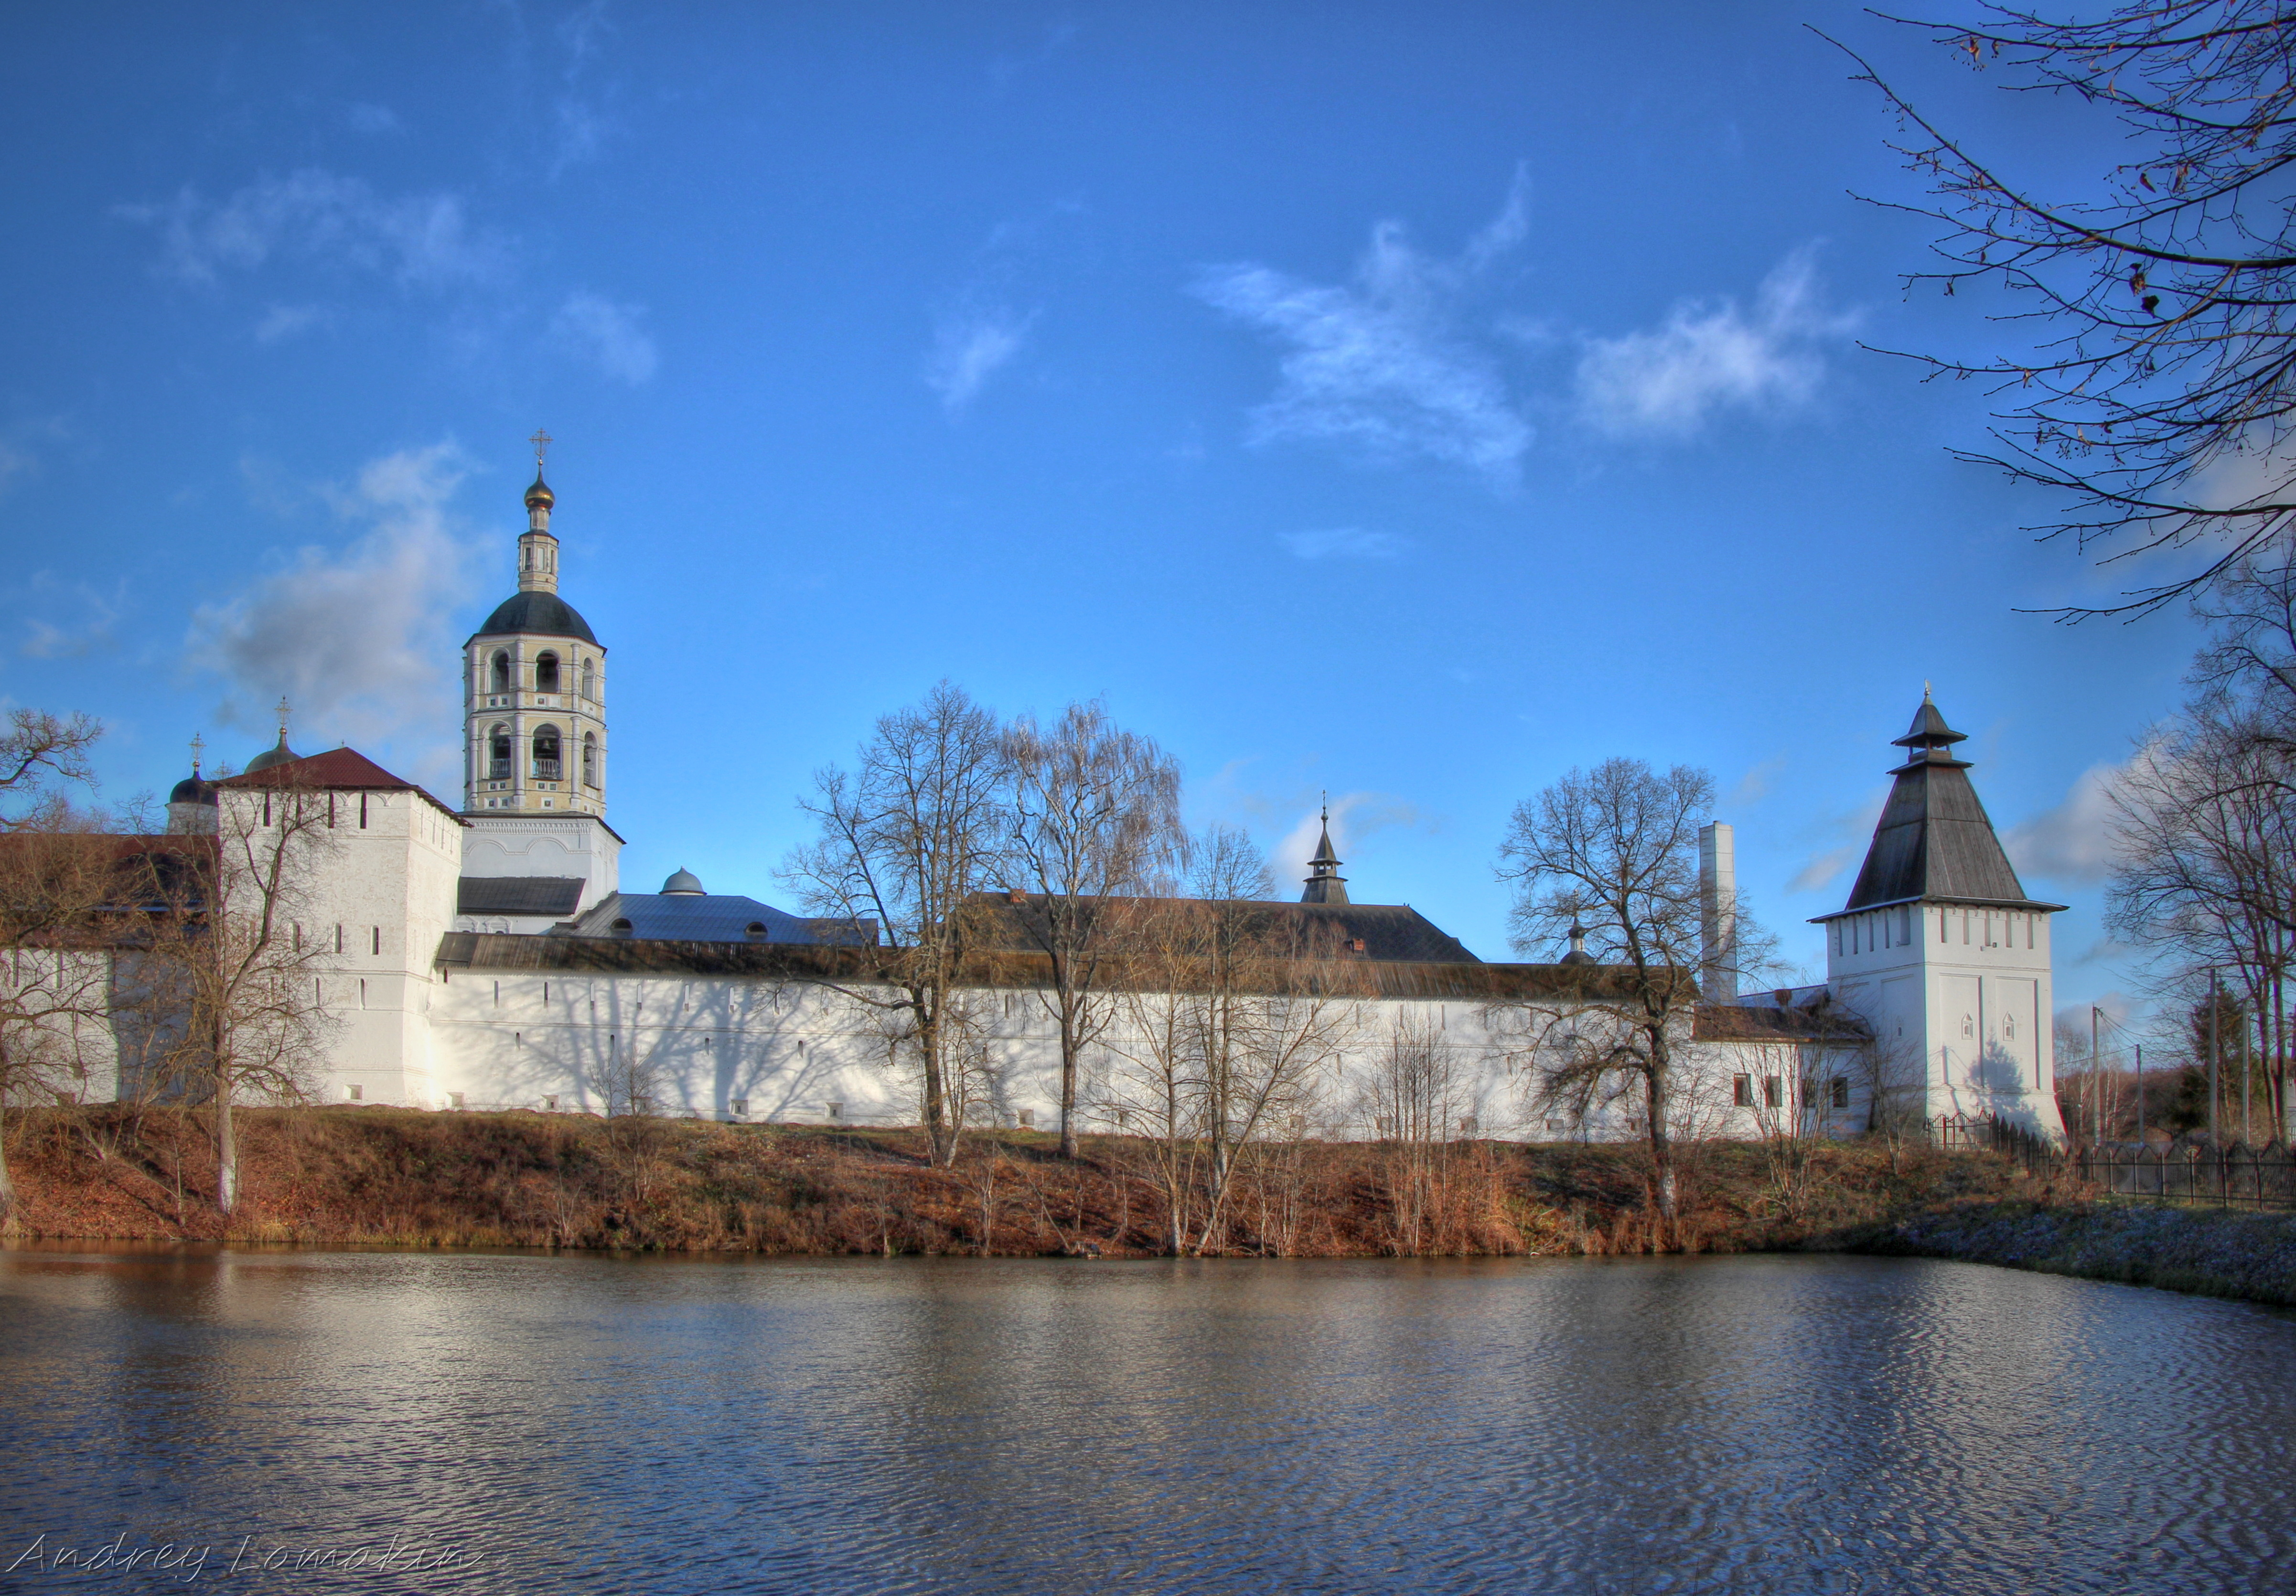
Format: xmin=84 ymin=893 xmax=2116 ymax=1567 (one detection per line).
xmin=1937 ymin=1111 xmax=2296 ymax=1210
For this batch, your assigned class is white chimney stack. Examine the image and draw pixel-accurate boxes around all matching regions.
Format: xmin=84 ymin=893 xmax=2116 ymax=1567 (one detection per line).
xmin=1698 ymin=822 xmax=1736 ymax=1001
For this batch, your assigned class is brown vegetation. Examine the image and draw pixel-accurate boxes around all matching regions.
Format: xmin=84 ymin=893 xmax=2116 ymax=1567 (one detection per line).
xmin=0 ymin=1105 xmax=2045 ymax=1258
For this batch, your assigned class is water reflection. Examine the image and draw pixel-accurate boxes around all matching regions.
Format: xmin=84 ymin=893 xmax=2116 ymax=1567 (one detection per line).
xmin=1 ymin=1251 xmax=2290 ymax=1592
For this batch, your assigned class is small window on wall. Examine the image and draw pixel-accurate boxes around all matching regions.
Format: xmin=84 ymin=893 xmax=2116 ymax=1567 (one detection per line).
xmin=488 ymin=725 xmax=512 ymax=780
xmin=491 ymin=652 xmax=511 ymax=694
xmin=346 ymin=1084 xmax=363 ymax=1102
xmin=1830 ymin=1077 xmax=1849 ymax=1110
xmin=1895 ymin=906 xmax=1913 ymax=944
xmin=582 ymin=733 xmax=599 ymax=788
xmin=533 ymin=725 xmax=562 ymax=780
xmin=1962 ymin=1013 xmax=1976 ymax=1039
xmin=536 ymin=652 xmax=561 ymax=693
xmin=582 ymin=658 xmax=597 ymax=701
xmin=730 ymin=1098 xmax=749 ymax=1117
xmin=1733 ymin=1074 xmax=1753 ymax=1108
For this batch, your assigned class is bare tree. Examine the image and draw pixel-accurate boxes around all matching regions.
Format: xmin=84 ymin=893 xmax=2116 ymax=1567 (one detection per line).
xmin=0 ymin=821 xmax=124 ymax=1220
xmin=1360 ymin=1011 xmax=1468 ymax=1254
xmin=1103 ymin=826 xmax=1363 ymax=1254
xmin=782 ymin=683 xmax=1009 ymax=1167
xmin=139 ymin=768 xmax=342 ymax=1213
xmin=1847 ymin=4 xmax=2296 ymax=615
xmin=1496 ymin=758 xmax=1773 ymax=1235
xmin=997 ymin=700 xmax=1182 ymax=1158
xmin=0 ymin=712 xmax=102 ymax=830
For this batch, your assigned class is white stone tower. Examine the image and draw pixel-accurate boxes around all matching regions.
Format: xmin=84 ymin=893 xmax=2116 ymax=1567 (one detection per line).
xmin=1816 ymin=694 xmax=2067 ymax=1141
xmin=458 ymin=436 xmax=620 ymax=914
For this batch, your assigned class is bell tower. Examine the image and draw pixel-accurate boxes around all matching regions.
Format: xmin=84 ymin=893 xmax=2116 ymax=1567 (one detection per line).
xmin=456 ymin=433 xmax=621 ymax=920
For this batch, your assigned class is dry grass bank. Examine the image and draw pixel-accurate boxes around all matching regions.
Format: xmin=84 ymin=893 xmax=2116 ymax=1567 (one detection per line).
xmin=0 ymin=1105 xmax=2045 ymax=1258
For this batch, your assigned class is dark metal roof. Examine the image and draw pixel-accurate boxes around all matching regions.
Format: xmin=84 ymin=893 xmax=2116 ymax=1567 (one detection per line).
xmin=243 ymin=736 xmax=299 ymax=773
xmin=1300 ymin=816 xmax=1349 ymax=905
xmin=437 ymin=931 xmax=1660 ymax=1001
xmin=1693 ymin=1001 xmax=1871 ymax=1044
xmin=215 ymin=746 xmax=465 ymax=822
xmin=458 ymin=876 xmax=586 ymax=917
xmin=472 ymin=589 xmax=597 ymax=645
xmin=168 ymin=774 xmax=215 ymax=806
xmin=1834 ymin=696 xmax=2061 ymax=916
xmin=557 ymin=891 xmax=869 ymax=945
xmin=966 ymin=892 xmax=1477 ymax=963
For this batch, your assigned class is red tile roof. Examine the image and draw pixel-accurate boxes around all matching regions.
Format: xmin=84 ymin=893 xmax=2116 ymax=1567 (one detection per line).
xmin=215 ymin=748 xmax=464 ymax=821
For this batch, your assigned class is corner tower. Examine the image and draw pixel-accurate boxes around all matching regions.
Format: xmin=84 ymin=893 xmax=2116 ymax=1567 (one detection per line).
xmin=1815 ymin=693 xmax=2066 ymax=1141
xmin=457 ymin=439 xmax=620 ymax=920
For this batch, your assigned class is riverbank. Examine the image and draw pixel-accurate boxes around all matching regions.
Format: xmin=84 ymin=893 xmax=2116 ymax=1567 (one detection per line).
xmin=1 ymin=1104 xmax=2050 ymax=1257
xmin=1843 ymin=1200 xmax=2296 ymax=1308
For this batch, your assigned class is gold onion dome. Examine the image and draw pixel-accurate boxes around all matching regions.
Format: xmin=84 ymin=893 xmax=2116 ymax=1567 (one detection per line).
xmin=524 ymin=471 xmax=555 ymax=511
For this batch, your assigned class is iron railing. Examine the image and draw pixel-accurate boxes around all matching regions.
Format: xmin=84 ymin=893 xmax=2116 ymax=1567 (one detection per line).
xmin=1938 ymin=1111 xmax=2296 ymax=1210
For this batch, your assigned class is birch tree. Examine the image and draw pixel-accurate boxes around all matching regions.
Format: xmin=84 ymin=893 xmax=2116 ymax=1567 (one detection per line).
xmin=998 ymin=701 xmax=1182 ymax=1158
xmin=140 ymin=769 xmax=341 ymax=1214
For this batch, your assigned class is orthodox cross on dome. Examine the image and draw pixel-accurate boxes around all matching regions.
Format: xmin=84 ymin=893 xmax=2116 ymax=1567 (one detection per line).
xmin=529 ymin=427 xmax=552 ymax=466
xmin=275 ymin=697 xmax=291 ymax=739
xmin=188 ymin=732 xmax=204 ymax=776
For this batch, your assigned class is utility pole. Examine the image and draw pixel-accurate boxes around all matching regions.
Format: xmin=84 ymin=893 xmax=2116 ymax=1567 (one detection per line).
xmin=2092 ymin=1006 xmax=2103 ymax=1146
xmin=2242 ymin=1012 xmax=2253 ymax=1147
xmin=2135 ymin=1043 xmax=2146 ymax=1146
xmin=2209 ymin=971 xmax=2221 ymax=1145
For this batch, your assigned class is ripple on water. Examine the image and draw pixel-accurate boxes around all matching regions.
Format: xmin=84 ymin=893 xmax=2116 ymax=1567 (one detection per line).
xmin=0 ymin=1251 xmax=2291 ymax=1594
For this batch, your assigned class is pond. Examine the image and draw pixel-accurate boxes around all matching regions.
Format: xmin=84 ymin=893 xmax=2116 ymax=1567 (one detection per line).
xmin=0 ymin=1249 xmax=2290 ymax=1592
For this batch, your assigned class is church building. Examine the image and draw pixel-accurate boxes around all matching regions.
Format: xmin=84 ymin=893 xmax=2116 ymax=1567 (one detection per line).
xmin=108 ymin=456 xmax=2068 ymax=1145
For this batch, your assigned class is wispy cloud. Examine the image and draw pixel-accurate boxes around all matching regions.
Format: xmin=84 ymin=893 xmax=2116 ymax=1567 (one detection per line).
xmin=926 ymin=309 xmax=1031 ymax=413
xmin=1575 ymin=248 xmax=1852 ymax=438
xmin=189 ymin=443 xmax=482 ymax=754
xmin=1271 ymin=792 xmax=1424 ymax=895
xmin=2005 ymin=753 xmax=2131 ymax=886
xmin=19 ymin=576 xmax=121 ymax=659
xmin=551 ymin=291 xmax=657 ymax=384
xmin=119 ymin=169 xmax=512 ymax=288
xmin=344 ymin=102 xmax=403 ymax=136
xmin=1787 ymin=789 xmax=1887 ymax=896
xmin=253 ymin=303 xmax=326 ymax=343
xmin=1195 ymin=171 xmax=1535 ymax=483
xmin=1278 ymin=528 xmax=1408 ymax=561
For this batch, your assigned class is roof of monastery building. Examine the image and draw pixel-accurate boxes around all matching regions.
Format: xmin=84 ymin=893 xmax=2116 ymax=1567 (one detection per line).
xmin=964 ymin=893 xmax=1481 ymax=964
xmin=215 ymin=746 xmax=464 ymax=820
xmin=1828 ymin=692 xmax=2065 ymax=919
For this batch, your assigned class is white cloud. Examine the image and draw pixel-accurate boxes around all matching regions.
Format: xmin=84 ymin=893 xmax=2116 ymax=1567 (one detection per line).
xmin=2004 ymin=755 xmax=2129 ymax=886
xmin=190 ymin=443 xmax=482 ymax=755
xmin=1196 ymin=172 xmax=1535 ymax=483
xmin=926 ymin=310 xmax=1031 ymax=413
xmin=1271 ymin=792 xmax=1423 ymax=895
xmin=19 ymin=578 xmax=120 ymax=659
xmin=253 ymin=303 xmax=326 ymax=343
xmin=120 ymin=169 xmax=511 ymax=288
xmin=1786 ymin=789 xmax=1887 ymax=897
xmin=0 ymin=439 xmax=33 ymax=502
xmin=345 ymin=103 xmax=403 ymax=135
xmin=1278 ymin=528 xmax=1408 ymax=561
xmin=551 ymin=291 xmax=657 ymax=384
xmin=1575 ymin=249 xmax=1852 ymax=438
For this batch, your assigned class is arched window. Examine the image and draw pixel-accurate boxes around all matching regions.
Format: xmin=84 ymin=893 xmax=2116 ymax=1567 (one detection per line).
xmin=490 ymin=651 xmax=511 ymax=694
xmin=533 ymin=725 xmax=562 ymax=780
xmin=581 ymin=658 xmax=597 ymax=701
xmin=581 ymin=732 xmax=599 ymax=788
xmin=536 ymin=651 xmax=560 ymax=693
xmin=487 ymin=724 xmax=511 ymax=780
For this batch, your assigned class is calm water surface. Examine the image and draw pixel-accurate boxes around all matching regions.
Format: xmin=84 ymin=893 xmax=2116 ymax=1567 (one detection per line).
xmin=0 ymin=1249 xmax=2291 ymax=1593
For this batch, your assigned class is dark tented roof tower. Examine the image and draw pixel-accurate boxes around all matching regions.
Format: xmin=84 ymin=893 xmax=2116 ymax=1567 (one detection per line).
xmin=1841 ymin=691 xmax=2056 ymax=911
xmin=1300 ymin=804 xmax=1350 ymax=905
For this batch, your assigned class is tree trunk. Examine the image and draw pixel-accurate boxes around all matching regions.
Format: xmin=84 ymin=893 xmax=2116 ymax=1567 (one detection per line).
xmin=1643 ymin=1056 xmax=1677 ymax=1233
xmin=215 ymin=1066 xmax=237 ymax=1216
xmin=1058 ymin=1011 xmax=1080 ymax=1161
xmin=0 ymin=1110 xmax=15 ymax=1225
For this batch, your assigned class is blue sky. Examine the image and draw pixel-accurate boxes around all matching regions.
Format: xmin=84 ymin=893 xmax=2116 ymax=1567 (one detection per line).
xmin=0 ymin=4 xmax=2203 ymax=1018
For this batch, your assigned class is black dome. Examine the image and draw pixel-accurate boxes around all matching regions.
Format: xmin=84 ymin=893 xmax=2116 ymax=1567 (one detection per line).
xmin=245 ymin=736 xmax=299 ymax=773
xmin=169 ymin=775 xmax=216 ymax=806
xmin=475 ymin=590 xmax=598 ymax=644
